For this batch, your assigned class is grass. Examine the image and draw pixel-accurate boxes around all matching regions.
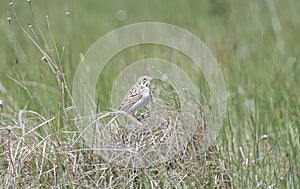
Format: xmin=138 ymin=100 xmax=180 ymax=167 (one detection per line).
xmin=0 ymin=0 xmax=299 ymax=188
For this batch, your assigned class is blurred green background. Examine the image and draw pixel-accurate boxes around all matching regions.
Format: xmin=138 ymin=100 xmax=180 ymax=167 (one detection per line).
xmin=0 ymin=0 xmax=299 ymax=108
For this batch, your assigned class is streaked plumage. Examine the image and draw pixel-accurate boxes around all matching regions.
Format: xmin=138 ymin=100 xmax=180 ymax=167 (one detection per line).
xmin=118 ymin=75 xmax=152 ymax=114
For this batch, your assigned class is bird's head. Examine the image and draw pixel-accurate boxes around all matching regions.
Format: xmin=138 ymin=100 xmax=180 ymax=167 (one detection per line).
xmin=137 ymin=75 xmax=152 ymax=88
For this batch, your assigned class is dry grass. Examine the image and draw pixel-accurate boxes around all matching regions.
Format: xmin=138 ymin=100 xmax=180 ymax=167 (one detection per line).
xmin=0 ymin=89 xmax=231 ymax=188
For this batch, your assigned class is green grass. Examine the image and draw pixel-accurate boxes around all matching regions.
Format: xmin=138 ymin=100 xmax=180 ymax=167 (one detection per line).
xmin=0 ymin=0 xmax=299 ymax=188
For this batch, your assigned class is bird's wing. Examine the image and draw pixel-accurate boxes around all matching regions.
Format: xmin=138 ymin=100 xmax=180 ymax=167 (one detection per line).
xmin=118 ymin=85 xmax=143 ymax=112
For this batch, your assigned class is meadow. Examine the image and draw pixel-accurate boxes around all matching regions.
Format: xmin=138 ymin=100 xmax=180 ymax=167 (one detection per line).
xmin=0 ymin=0 xmax=299 ymax=188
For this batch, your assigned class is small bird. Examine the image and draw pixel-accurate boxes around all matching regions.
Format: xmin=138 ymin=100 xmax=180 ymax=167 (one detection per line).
xmin=108 ymin=75 xmax=153 ymax=125
xmin=118 ymin=75 xmax=152 ymax=114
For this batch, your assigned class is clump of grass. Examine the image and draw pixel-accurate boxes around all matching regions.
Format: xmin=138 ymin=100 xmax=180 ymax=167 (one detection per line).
xmin=90 ymin=85 xmax=207 ymax=168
